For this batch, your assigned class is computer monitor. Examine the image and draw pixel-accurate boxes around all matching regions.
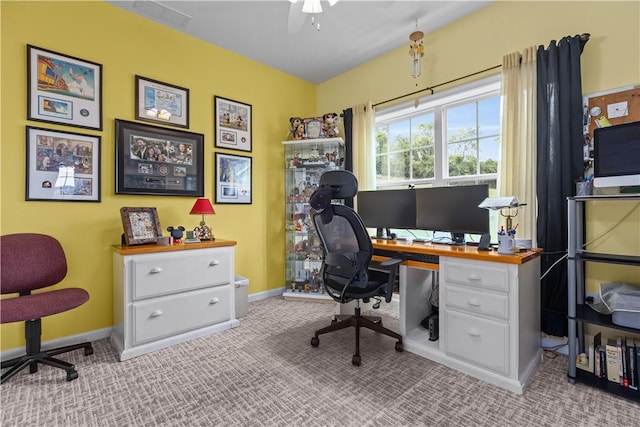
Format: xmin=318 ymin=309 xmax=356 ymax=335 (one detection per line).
xmin=356 ymin=189 xmax=416 ymax=239
xmin=593 ymin=120 xmax=640 ymax=188
xmin=415 ymin=184 xmax=489 ymax=244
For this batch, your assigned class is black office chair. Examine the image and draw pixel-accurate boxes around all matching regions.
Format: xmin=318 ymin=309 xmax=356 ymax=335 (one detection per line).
xmin=1 ymin=233 xmax=93 ymax=384
xmin=308 ymin=170 xmax=403 ymax=366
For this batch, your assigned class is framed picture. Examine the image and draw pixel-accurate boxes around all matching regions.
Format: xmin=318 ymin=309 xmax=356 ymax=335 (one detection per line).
xmin=115 ymin=119 xmax=204 ymax=197
xmin=214 ymin=96 xmax=252 ymax=152
xmin=27 ymin=45 xmax=103 ymax=130
xmin=26 ymin=126 xmax=101 ymax=202
xmin=135 ymin=75 xmax=189 ymax=128
xmin=215 ymin=153 xmax=252 ymax=204
xmin=120 ymin=207 xmax=162 ymax=245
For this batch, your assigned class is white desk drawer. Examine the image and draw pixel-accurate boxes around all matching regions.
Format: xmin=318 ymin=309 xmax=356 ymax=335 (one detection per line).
xmin=444 ymin=284 xmax=508 ymax=320
xmin=132 ymin=249 xmax=230 ymax=299
xmin=443 ymin=259 xmax=509 ymax=292
xmin=444 ymin=309 xmax=509 ymax=375
xmin=133 ymin=285 xmax=231 ymax=345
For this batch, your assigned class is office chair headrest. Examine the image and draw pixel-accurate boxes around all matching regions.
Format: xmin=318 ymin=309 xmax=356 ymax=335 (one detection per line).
xmin=310 ymin=170 xmax=358 ymax=224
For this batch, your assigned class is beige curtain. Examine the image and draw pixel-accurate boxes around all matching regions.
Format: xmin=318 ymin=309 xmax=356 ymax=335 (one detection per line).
xmin=351 ymin=102 xmax=375 ymax=191
xmin=499 ymin=47 xmax=537 ymax=246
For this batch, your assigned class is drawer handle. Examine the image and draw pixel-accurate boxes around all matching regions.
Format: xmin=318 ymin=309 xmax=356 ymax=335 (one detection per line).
xmin=468 ymin=328 xmax=481 ymax=337
xmin=467 ymin=299 xmax=481 ymax=307
xmin=209 ymin=260 xmax=220 ymax=266
xmin=149 ymin=267 xmax=163 ymax=274
xmin=209 ymin=297 xmax=220 ymax=305
xmin=150 ymin=310 xmax=163 ymax=318
xmin=467 ymin=274 xmax=481 ymax=281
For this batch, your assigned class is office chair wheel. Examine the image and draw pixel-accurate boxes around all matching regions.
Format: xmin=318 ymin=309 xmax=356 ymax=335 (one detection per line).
xmin=310 ymin=337 xmax=319 ymax=347
xmin=352 ymin=355 xmax=361 ymax=366
xmin=66 ymin=369 xmax=79 ymax=381
xmin=395 ymin=341 xmax=404 ymax=352
xmin=84 ymin=346 xmax=94 ymax=356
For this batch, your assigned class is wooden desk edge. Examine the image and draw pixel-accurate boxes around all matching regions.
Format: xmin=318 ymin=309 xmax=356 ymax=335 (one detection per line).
xmin=113 ymin=238 xmax=237 ymax=255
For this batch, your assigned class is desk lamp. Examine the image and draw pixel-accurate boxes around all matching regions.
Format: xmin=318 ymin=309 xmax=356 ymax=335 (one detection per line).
xmin=190 ymin=198 xmax=216 ymax=240
xmin=478 ymin=196 xmax=527 ymax=233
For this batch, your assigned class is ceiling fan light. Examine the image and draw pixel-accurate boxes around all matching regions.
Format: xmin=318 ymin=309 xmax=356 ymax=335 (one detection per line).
xmin=302 ymin=0 xmax=322 ymax=14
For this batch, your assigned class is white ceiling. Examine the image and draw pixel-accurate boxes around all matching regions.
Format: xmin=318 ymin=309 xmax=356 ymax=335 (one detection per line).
xmin=108 ymin=0 xmax=494 ymax=84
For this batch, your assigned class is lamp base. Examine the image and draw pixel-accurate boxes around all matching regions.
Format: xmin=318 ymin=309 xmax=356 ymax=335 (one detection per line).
xmin=194 ymin=224 xmax=214 ymax=241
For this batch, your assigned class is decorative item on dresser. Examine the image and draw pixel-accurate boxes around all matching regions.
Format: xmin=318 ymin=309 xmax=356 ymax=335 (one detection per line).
xmin=111 ymin=239 xmax=239 ymax=361
xmin=120 ymin=207 xmax=162 ymax=246
xmin=190 ymin=197 xmax=216 ymax=240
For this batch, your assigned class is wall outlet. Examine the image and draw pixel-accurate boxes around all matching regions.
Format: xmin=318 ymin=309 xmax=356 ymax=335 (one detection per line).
xmin=585 ymin=293 xmax=599 ymax=304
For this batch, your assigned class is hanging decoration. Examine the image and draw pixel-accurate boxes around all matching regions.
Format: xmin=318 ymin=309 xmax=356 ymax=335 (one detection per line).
xmin=409 ymin=21 xmax=424 ymax=78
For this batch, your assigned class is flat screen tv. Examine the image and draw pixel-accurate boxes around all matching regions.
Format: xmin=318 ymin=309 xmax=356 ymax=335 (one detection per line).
xmin=593 ymin=120 xmax=640 ymax=188
xmin=415 ymin=184 xmax=489 ymax=244
xmin=356 ymin=189 xmax=416 ymax=239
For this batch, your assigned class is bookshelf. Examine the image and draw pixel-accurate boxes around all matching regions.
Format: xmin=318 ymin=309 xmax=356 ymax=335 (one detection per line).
xmin=567 ymin=195 xmax=640 ymax=401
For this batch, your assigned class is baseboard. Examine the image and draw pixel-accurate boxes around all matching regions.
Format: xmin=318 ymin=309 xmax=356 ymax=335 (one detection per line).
xmin=248 ymin=287 xmax=285 ymax=302
xmin=1 ymin=327 xmax=112 ymax=361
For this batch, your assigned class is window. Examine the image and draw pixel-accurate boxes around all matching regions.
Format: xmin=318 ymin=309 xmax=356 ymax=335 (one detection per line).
xmin=372 ymin=75 xmax=502 ymax=241
xmin=374 ymin=75 xmax=501 ymax=189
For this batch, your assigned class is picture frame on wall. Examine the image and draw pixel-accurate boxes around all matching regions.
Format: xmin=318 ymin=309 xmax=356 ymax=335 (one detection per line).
xmin=26 ymin=126 xmax=101 ymax=202
xmin=27 ymin=45 xmax=103 ymax=130
xmin=120 ymin=207 xmax=162 ymax=246
xmin=214 ymin=96 xmax=252 ymax=152
xmin=215 ymin=152 xmax=252 ymax=204
xmin=115 ymin=119 xmax=204 ymax=197
xmin=135 ymin=75 xmax=189 ymax=128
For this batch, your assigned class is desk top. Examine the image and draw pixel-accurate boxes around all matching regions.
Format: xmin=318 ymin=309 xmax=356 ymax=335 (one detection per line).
xmin=112 ymin=238 xmax=237 ymax=255
xmin=372 ymin=238 xmax=541 ymax=265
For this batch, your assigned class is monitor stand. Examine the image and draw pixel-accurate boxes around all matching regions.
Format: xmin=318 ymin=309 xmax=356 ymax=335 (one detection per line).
xmin=451 ymin=233 xmax=465 ymax=245
xmin=373 ymin=227 xmax=396 ymax=240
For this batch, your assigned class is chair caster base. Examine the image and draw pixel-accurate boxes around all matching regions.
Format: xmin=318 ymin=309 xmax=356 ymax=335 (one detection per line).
xmin=352 ymin=354 xmax=361 ymax=366
xmin=66 ymin=370 xmax=79 ymax=381
xmin=395 ymin=341 xmax=404 ymax=352
xmin=310 ymin=336 xmax=319 ymax=347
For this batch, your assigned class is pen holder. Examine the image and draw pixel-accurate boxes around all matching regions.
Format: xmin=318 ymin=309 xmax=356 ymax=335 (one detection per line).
xmin=497 ymin=234 xmax=516 ymax=255
xmin=576 ymin=180 xmax=592 ymax=196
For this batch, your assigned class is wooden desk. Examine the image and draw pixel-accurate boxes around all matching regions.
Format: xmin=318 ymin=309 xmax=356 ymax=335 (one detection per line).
xmin=370 ymin=238 xmax=542 ymax=394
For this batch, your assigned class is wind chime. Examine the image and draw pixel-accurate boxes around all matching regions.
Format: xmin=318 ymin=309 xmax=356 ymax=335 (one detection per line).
xmin=409 ymin=22 xmax=424 ymax=78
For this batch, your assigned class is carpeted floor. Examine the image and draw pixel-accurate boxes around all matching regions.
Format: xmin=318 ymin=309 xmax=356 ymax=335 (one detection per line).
xmin=1 ymin=297 xmax=638 ymax=426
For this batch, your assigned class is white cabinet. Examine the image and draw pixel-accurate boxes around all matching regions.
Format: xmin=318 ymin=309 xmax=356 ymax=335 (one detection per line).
xmin=111 ymin=240 xmax=239 ymax=361
xmin=399 ymin=254 xmax=541 ymax=394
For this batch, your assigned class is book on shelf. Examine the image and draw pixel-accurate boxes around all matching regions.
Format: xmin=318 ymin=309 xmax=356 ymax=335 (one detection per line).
xmin=619 ymin=337 xmax=627 ymax=387
xmin=605 ymin=338 xmax=620 ymax=383
xmin=627 ymin=337 xmax=637 ymax=390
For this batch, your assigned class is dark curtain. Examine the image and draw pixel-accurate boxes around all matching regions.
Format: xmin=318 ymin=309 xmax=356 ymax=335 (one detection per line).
xmin=536 ymin=34 xmax=589 ymax=337
xmin=342 ymin=108 xmax=354 ymax=208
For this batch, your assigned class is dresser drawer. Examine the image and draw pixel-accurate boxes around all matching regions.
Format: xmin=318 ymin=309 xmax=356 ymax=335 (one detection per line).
xmin=444 ymin=284 xmax=508 ymax=320
xmin=132 ymin=285 xmax=231 ymax=345
xmin=444 ymin=309 xmax=509 ymax=375
xmin=443 ymin=259 xmax=509 ymax=292
xmin=132 ymin=249 xmax=231 ymax=299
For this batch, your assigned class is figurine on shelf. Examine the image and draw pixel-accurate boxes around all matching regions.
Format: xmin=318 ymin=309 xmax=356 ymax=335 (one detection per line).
xmin=167 ymin=226 xmax=185 ymax=244
xmin=287 ymin=117 xmax=303 ymax=139
xmin=322 ymin=112 xmax=339 ymax=138
xmin=293 ymin=123 xmax=305 ymax=140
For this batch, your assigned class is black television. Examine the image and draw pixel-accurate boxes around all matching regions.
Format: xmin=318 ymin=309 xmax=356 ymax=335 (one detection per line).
xmin=593 ymin=120 xmax=640 ymax=188
xmin=356 ymin=189 xmax=416 ymax=239
xmin=415 ymin=184 xmax=489 ymax=245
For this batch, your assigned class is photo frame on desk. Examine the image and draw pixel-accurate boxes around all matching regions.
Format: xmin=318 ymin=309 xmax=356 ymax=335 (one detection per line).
xmin=120 ymin=207 xmax=162 ymax=245
xmin=115 ymin=119 xmax=204 ymax=197
xmin=215 ymin=152 xmax=252 ymax=204
xmin=27 ymin=45 xmax=103 ymax=130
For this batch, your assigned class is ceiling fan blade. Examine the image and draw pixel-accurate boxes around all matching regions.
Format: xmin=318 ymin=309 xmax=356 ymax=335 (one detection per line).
xmin=287 ymin=1 xmax=307 ymax=34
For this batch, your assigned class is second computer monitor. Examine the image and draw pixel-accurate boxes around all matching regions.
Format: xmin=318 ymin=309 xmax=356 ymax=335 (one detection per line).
xmin=356 ymin=189 xmax=416 ymax=237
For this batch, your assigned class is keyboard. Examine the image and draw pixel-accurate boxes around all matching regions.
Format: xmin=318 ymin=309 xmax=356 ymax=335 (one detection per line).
xmin=373 ymin=248 xmax=439 ymax=264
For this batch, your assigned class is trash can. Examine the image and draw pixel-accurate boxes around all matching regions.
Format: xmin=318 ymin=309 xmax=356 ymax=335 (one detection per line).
xmin=234 ymin=275 xmax=249 ymax=318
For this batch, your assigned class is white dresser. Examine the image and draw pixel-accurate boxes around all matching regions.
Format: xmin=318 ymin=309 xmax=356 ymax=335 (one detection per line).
xmin=111 ymin=239 xmax=239 ymax=361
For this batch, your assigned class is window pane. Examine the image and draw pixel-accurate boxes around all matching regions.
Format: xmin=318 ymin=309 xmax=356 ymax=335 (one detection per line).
xmin=412 ymin=146 xmax=435 ymax=179
xmin=411 ymin=113 xmax=434 ymax=148
xmin=478 ymin=97 xmax=500 ymax=138
xmin=446 ymin=103 xmax=476 ymax=143
xmin=448 ymin=140 xmax=478 ymax=176
xmin=479 ymin=136 xmax=499 ymax=174
xmin=389 ymin=150 xmax=410 ymax=181
xmin=388 ymin=121 xmax=410 ymax=152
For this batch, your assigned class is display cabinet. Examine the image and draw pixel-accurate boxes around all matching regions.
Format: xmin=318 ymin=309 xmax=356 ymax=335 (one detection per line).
xmin=567 ymin=194 xmax=640 ymax=401
xmin=282 ymin=137 xmax=344 ymax=301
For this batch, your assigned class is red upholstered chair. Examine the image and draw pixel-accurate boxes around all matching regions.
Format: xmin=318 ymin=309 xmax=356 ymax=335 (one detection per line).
xmin=1 ymin=233 xmax=93 ymax=384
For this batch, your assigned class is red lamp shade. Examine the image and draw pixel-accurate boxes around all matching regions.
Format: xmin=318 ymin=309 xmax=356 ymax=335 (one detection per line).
xmin=190 ymin=198 xmax=215 ymax=215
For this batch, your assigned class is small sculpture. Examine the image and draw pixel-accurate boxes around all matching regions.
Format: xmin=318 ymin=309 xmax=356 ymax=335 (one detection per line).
xmin=167 ymin=226 xmax=185 ymax=244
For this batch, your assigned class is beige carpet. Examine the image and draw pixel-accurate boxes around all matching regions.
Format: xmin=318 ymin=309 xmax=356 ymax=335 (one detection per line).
xmin=1 ymin=297 xmax=638 ymax=426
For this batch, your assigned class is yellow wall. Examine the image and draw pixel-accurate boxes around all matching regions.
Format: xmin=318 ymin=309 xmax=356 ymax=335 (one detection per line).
xmin=1 ymin=1 xmax=316 ymax=350
xmin=2 ymin=1 xmax=639 ymax=351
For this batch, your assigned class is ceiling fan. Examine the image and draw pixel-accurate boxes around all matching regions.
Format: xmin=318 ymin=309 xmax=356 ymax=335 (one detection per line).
xmin=287 ymin=0 xmax=339 ymax=33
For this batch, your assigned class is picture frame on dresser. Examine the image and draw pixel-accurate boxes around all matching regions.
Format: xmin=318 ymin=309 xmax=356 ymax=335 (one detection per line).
xmin=120 ymin=207 xmax=162 ymax=245
xmin=27 ymin=44 xmax=103 ymax=130
xmin=215 ymin=152 xmax=252 ymax=204
xmin=214 ymin=96 xmax=252 ymax=152
xmin=26 ymin=126 xmax=101 ymax=202
xmin=135 ymin=75 xmax=189 ymax=128
xmin=115 ymin=119 xmax=204 ymax=197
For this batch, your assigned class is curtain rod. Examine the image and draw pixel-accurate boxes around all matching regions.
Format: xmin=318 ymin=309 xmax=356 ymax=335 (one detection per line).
xmin=372 ymin=64 xmax=502 ymax=108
